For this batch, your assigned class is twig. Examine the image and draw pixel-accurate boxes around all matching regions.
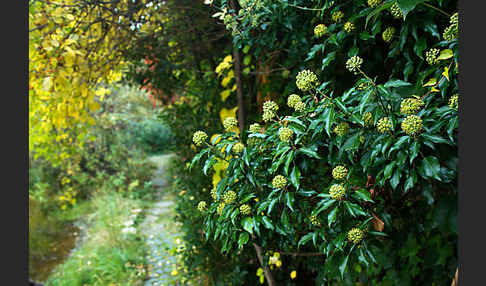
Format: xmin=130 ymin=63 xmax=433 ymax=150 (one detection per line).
xmin=253 ymin=243 xmax=276 ymax=286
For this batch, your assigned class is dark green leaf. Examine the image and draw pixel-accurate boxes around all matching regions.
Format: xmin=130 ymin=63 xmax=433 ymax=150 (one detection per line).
xmin=241 ymin=217 xmax=254 ymax=234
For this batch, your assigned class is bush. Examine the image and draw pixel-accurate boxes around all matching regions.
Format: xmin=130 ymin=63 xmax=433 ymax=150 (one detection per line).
xmin=188 ymin=1 xmax=458 ymax=285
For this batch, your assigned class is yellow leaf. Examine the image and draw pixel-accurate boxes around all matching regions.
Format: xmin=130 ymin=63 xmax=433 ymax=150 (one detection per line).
xmin=290 ymin=270 xmax=297 ymax=279
xmin=442 ymin=66 xmax=450 ymax=81
xmin=430 ymin=87 xmax=440 ymax=93
xmin=220 ymin=89 xmax=232 ymax=102
xmin=437 ymin=49 xmax=453 ymax=60
xmin=423 ymin=78 xmax=437 ymax=87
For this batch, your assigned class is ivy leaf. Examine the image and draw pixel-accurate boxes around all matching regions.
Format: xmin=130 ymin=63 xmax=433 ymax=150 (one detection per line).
xmin=423 ymin=78 xmax=437 ymax=87
xmin=290 ymin=166 xmax=301 ymax=189
xmin=396 ymin=0 xmax=427 ymax=19
xmin=238 ymin=232 xmax=249 ymax=249
xmin=241 ymin=217 xmax=254 ymax=234
xmin=384 ymin=79 xmax=412 ymax=88
xmin=420 ymin=156 xmax=441 ymax=181
xmin=298 ymin=232 xmax=314 ymax=248
xmin=328 ymin=206 xmax=339 ymax=227
xmin=339 ymin=255 xmax=349 ymax=278
xmin=321 ymin=51 xmax=336 ymax=70
xmin=342 ymin=133 xmax=360 ymax=151
xmin=352 ymin=189 xmax=373 ymax=202
xmin=285 ymin=192 xmax=295 ymax=212
xmin=298 ymin=147 xmax=321 ymax=159
xmin=203 ymin=155 xmax=216 ymax=175
xmin=262 ymin=216 xmax=274 ymax=230
xmin=365 ymin=1 xmax=394 ymax=28
xmin=438 ymin=49 xmax=453 ymax=60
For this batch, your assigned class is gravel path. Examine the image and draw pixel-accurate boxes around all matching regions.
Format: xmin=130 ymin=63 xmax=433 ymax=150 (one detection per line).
xmin=140 ymin=154 xmax=183 ymax=286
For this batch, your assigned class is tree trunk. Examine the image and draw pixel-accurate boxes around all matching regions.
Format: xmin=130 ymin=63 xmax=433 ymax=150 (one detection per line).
xmin=233 ymin=47 xmax=245 ymax=133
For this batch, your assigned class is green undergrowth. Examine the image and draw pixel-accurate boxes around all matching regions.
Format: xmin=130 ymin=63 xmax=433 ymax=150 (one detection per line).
xmin=46 ymin=191 xmax=148 ymax=286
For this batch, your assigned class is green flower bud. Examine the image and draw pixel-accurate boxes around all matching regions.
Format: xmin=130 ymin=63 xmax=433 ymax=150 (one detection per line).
xmin=249 ymin=123 xmax=262 ymax=133
xmin=347 ymin=228 xmax=365 ymax=244
xmin=279 ymin=127 xmax=294 ymax=142
xmin=362 ymin=112 xmax=373 ymax=127
xmin=211 ymin=188 xmax=217 ymax=200
xmin=239 ymin=204 xmax=251 ymax=215
xmin=346 ymin=56 xmax=363 ymax=75
xmin=310 ymin=215 xmax=321 ymax=226
xmin=401 ymin=115 xmax=423 ymax=136
xmin=272 ymin=175 xmax=287 ymax=189
xmin=377 ymin=117 xmax=393 ymax=134
xmin=357 ymin=81 xmax=372 ymax=91
xmin=223 ymin=117 xmax=238 ymax=132
xmin=368 ymin=0 xmax=382 ymax=8
xmin=296 ymin=70 xmax=318 ymax=91
xmin=314 ymin=24 xmax=327 ymax=38
xmin=287 ymin=94 xmax=302 ymax=108
xmin=344 ymin=21 xmax=355 ymax=33
xmin=294 ymin=101 xmax=306 ymax=112
xmin=223 ymin=191 xmax=237 ymax=204
xmin=263 ymin=100 xmax=279 ymax=113
xmin=197 ymin=201 xmax=207 ymax=212
xmin=334 ymin=122 xmax=349 ymax=137
xmin=332 ymin=165 xmax=348 ymax=180
xmin=382 ymin=26 xmax=395 ymax=43
xmin=217 ymin=202 xmax=225 ymax=215
xmin=247 ymin=137 xmax=263 ymax=147
xmin=449 ymin=94 xmax=458 ymax=110
xmin=329 ymin=184 xmax=346 ymax=200
xmin=450 ymin=12 xmax=458 ymax=26
xmin=390 ymin=2 xmax=403 ymax=19
xmin=400 ymin=98 xmax=425 ymax=115
xmin=331 ymin=11 xmax=344 ymax=23
xmin=193 ymin=131 xmax=208 ymax=146
xmin=232 ymin=142 xmax=245 ymax=154
xmin=443 ymin=24 xmax=457 ymax=42
xmin=425 ymin=48 xmax=440 ymax=65
xmin=263 ymin=110 xmax=276 ymax=122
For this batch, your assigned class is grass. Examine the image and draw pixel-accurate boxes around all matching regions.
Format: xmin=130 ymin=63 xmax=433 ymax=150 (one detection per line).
xmin=46 ymin=191 xmax=148 ymax=286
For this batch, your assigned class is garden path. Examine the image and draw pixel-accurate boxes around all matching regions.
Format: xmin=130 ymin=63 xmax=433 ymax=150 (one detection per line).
xmin=140 ymin=154 xmax=183 ymax=286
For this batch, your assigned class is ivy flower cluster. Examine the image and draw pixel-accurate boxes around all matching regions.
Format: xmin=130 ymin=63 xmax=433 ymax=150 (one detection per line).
xmin=217 ymin=202 xmax=225 ymax=215
xmin=368 ymin=0 xmax=382 ymax=8
xmin=331 ymin=11 xmax=344 ymax=23
xmin=347 ymin=228 xmax=365 ymax=244
xmin=223 ymin=191 xmax=237 ymax=204
xmin=401 ymin=115 xmax=423 ymax=136
xmin=344 ymin=22 xmax=355 ymax=33
xmin=425 ymin=48 xmax=440 ymax=65
xmin=329 ymin=184 xmax=346 ymax=200
xmin=332 ymin=166 xmax=348 ymax=180
xmin=223 ymin=117 xmax=238 ymax=132
xmin=362 ymin=112 xmax=373 ymax=127
xmin=296 ymin=70 xmax=318 ymax=91
xmin=263 ymin=100 xmax=279 ymax=122
xmin=390 ymin=2 xmax=403 ymax=19
xmin=314 ymin=24 xmax=327 ymax=38
xmin=400 ymin=98 xmax=425 ymax=115
xmin=310 ymin=215 xmax=321 ymax=226
xmin=197 ymin=201 xmax=207 ymax=212
xmin=334 ymin=122 xmax=349 ymax=137
xmin=192 ymin=131 xmax=208 ymax=146
xmin=443 ymin=12 xmax=458 ymax=41
xmin=232 ymin=142 xmax=245 ymax=154
xmin=382 ymin=27 xmax=395 ymax=43
xmin=272 ymin=175 xmax=287 ymax=189
xmin=210 ymin=188 xmax=217 ymax=200
xmin=249 ymin=123 xmax=262 ymax=133
xmin=377 ymin=117 xmax=393 ymax=133
xmin=449 ymin=94 xmax=458 ymax=110
xmin=288 ymin=94 xmax=306 ymax=112
xmin=239 ymin=204 xmax=251 ymax=215
xmin=279 ymin=127 xmax=294 ymax=142
xmin=346 ymin=56 xmax=363 ymax=75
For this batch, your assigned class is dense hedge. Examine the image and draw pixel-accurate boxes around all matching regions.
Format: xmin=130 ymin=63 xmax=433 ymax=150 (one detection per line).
xmin=126 ymin=0 xmax=458 ymax=284
xmin=189 ymin=0 xmax=458 ymax=285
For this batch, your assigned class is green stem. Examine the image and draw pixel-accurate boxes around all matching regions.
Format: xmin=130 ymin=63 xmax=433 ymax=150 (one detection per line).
xmin=421 ymin=2 xmax=451 ymax=17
